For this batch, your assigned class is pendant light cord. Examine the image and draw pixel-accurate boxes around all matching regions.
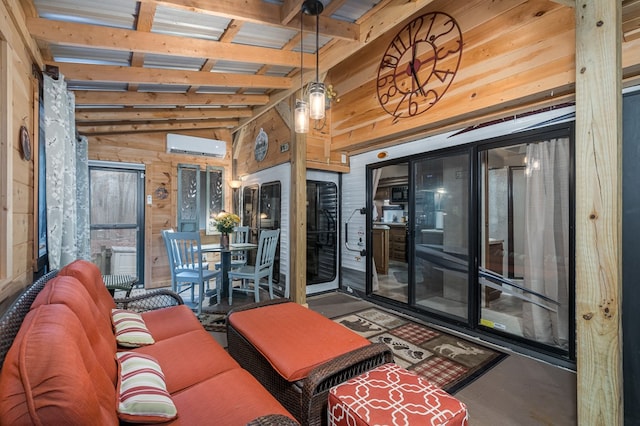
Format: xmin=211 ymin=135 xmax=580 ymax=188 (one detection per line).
xmin=315 ymin=13 xmax=319 ymax=83
xmin=301 ymin=10 xmax=304 ymax=96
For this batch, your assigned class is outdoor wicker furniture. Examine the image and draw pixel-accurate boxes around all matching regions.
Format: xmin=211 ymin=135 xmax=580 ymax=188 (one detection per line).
xmin=0 ymin=260 xmax=299 ymax=425
xmin=101 ymin=273 xmax=137 ymax=297
xmin=227 ymin=299 xmax=393 ymax=426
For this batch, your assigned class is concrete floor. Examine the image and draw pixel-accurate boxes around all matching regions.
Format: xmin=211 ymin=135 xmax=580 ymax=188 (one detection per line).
xmin=193 ymin=287 xmax=577 ymax=426
xmin=307 ymin=291 xmax=577 ymax=426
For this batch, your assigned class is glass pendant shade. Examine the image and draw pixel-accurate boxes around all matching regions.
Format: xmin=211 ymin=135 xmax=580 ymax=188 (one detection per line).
xmin=308 ymin=82 xmax=326 ymax=120
xmin=295 ymin=99 xmax=309 ymax=134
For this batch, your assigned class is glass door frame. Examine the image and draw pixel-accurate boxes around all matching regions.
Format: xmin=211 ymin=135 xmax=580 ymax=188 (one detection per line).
xmin=363 ymin=122 xmax=575 ymax=363
xmin=88 ymin=161 xmax=145 ymax=284
xmin=475 ymin=123 xmax=575 ymax=360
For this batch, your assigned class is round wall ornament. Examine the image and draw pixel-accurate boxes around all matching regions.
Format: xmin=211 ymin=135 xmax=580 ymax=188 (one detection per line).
xmin=254 ymin=128 xmax=268 ymax=162
xmin=19 ymin=125 xmax=32 ymax=161
xmin=154 ymin=186 xmax=168 ymax=200
xmin=376 ymin=12 xmax=463 ymax=120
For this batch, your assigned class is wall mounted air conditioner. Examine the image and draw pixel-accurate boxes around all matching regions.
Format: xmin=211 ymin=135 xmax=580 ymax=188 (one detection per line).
xmin=166 ymin=133 xmax=226 ymax=158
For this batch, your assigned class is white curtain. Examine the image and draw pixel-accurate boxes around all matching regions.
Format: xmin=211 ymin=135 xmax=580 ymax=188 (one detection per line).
xmin=522 ymin=137 xmax=570 ymax=348
xmin=43 ymin=74 xmax=90 ymax=269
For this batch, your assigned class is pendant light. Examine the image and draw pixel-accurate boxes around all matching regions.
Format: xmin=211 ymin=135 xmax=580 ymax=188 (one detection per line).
xmin=304 ymin=0 xmax=325 ymax=120
xmin=295 ymin=4 xmax=309 ymax=134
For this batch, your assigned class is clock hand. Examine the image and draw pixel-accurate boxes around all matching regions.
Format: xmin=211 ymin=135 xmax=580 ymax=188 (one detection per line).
xmin=410 ymin=44 xmax=426 ymax=96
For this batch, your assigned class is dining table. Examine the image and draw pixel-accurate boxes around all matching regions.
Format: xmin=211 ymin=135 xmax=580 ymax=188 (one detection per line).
xmin=200 ymin=242 xmax=258 ymax=301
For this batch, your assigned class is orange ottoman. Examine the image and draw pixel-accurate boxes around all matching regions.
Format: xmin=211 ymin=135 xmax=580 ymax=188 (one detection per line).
xmin=227 ymin=300 xmax=393 ymax=426
xmin=328 ymin=363 xmax=468 ymax=426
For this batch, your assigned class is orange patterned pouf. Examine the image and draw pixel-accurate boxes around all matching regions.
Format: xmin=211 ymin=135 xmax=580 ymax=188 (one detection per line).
xmin=328 ymin=363 xmax=468 ymax=426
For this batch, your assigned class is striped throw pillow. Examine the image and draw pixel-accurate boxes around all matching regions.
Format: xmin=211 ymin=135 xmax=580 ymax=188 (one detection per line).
xmin=115 ymin=352 xmax=178 ymax=423
xmin=111 ymin=309 xmax=155 ymax=347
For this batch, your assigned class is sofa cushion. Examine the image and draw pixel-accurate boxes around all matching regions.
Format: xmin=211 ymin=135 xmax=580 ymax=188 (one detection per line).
xmin=59 ymin=259 xmax=116 ymax=319
xmin=133 ymin=328 xmax=240 ymax=394
xmin=167 ymin=369 xmax=296 ymax=425
xmin=112 ymin=309 xmax=155 ymax=348
xmin=141 ymin=304 xmax=204 ymax=342
xmin=30 ymin=275 xmax=118 ymax=382
xmin=115 ymin=352 xmax=178 ymax=423
xmin=228 ymin=302 xmax=370 ymax=382
xmin=0 ymin=304 xmax=118 ymax=425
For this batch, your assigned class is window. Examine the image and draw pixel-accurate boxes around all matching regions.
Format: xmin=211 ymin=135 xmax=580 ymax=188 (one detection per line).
xmin=177 ymin=164 xmax=224 ymax=232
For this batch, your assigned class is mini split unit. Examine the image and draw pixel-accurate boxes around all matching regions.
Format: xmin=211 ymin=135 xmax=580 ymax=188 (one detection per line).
xmin=166 ymin=133 xmax=226 ymax=158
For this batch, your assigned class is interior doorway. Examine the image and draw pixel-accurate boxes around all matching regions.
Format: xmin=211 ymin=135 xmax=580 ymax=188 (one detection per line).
xmin=306 ymin=171 xmax=340 ymax=294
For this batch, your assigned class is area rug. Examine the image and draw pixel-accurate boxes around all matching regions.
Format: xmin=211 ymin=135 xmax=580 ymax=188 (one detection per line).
xmin=198 ymin=312 xmax=226 ymax=333
xmin=333 ymin=307 xmax=507 ymax=394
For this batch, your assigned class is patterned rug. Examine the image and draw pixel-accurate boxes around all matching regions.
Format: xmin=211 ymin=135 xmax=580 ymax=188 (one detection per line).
xmin=198 ymin=312 xmax=227 ymax=333
xmin=333 ymin=307 xmax=507 ymax=394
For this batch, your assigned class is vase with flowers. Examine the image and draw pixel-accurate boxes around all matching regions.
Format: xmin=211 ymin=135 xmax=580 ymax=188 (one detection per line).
xmin=214 ymin=211 xmax=240 ymax=249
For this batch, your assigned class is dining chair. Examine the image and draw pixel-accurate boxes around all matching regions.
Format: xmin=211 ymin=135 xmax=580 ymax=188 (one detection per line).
xmin=162 ymin=230 xmax=221 ymax=313
xmin=227 ymin=229 xmax=280 ymax=305
xmin=215 ymin=226 xmax=250 ymax=271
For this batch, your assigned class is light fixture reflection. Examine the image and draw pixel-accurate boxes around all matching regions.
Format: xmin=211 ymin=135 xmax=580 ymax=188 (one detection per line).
xmin=295 ymin=99 xmax=309 ymax=134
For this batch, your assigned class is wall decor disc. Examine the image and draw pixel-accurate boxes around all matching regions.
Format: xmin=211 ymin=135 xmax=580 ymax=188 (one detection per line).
xmin=254 ymin=128 xmax=268 ymax=162
xmin=19 ymin=125 xmax=32 ymax=161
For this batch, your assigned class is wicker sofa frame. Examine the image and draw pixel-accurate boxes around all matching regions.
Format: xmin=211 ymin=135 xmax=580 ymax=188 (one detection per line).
xmin=227 ymin=299 xmax=394 ymax=426
xmin=0 ymin=269 xmax=184 ymax=366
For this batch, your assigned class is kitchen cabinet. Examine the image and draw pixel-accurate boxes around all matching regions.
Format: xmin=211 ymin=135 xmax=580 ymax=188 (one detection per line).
xmin=389 ymin=225 xmax=407 ymax=262
xmin=372 ymin=227 xmax=389 ymax=274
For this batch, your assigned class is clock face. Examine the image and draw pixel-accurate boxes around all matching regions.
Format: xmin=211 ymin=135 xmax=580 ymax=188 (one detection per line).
xmin=254 ymin=128 xmax=268 ymax=162
xmin=376 ymin=12 xmax=463 ymax=120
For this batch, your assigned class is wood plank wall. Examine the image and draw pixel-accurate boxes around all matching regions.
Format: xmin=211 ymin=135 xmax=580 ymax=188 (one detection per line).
xmin=88 ymin=129 xmax=232 ymax=289
xmin=0 ymin=0 xmax=40 ymax=304
xmin=329 ymin=0 xmax=576 ymax=152
xmin=235 ymin=101 xmax=348 ymax=177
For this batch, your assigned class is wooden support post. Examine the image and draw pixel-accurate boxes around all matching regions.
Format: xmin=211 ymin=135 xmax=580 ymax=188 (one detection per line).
xmin=575 ymin=1 xmax=623 ymax=424
xmin=290 ymin=111 xmax=307 ymax=305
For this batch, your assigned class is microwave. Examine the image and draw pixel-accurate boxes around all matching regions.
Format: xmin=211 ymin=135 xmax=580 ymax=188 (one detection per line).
xmin=390 ymin=185 xmax=408 ymax=203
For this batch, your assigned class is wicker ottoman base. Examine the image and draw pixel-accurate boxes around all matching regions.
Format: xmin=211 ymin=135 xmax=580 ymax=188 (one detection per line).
xmin=227 ymin=299 xmax=393 ymax=426
xmin=328 ymin=363 xmax=469 ymax=426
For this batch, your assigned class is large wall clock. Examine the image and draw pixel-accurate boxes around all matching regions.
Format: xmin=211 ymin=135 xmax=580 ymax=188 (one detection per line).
xmin=376 ymin=12 xmax=463 ymax=120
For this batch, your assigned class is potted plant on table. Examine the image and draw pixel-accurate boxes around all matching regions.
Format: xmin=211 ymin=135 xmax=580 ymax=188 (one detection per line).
xmin=214 ymin=211 xmax=241 ymax=249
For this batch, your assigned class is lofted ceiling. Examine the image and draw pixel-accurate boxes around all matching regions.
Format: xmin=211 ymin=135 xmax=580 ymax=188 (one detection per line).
xmin=20 ymin=0 xmax=640 ymax=138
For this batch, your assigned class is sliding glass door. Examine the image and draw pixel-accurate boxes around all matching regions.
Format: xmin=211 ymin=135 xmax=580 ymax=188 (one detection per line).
xmin=479 ymin=138 xmax=571 ymax=351
xmin=412 ymin=151 xmax=471 ymax=321
xmin=366 ymin=125 xmax=573 ymax=359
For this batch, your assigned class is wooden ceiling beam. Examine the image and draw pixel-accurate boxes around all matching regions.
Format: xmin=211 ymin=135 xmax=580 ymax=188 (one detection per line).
xmin=548 ymin=0 xmax=575 ymax=7
xmin=235 ymin=0 xmax=438 ymax=132
xmin=50 ymin=62 xmax=292 ymax=89
xmin=129 ymin=2 xmax=157 ymax=91
xmin=75 ymin=108 xmax=253 ymax=122
xmin=73 ymin=91 xmax=269 ymax=106
xmin=77 ymin=119 xmax=238 ymax=135
xmin=28 ymin=17 xmax=316 ymax=69
xmin=139 ymin=0 xmax=360 ymax=41
xmin=281 ymin=0 xmax=304 ymax=25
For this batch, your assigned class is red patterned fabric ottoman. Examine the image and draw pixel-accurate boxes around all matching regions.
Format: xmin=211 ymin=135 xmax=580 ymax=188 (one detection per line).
xmin=328 ymin=363 xmax=468 ymax=426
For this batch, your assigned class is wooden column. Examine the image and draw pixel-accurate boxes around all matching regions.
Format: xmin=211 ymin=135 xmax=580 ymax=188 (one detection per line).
xmin=290 ymin=118 xmax=307 ymax=306
xmin=575 ymin=1 xmax=623 ymax=424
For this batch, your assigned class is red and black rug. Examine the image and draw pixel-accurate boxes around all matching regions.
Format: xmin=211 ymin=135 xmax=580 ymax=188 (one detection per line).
xmin=333 ymin=307 xmax=507 ymax=394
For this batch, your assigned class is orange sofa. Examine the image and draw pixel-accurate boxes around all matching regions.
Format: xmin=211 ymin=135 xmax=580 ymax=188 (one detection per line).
xmin=0 ymin=260 xmax=298 ymax=425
